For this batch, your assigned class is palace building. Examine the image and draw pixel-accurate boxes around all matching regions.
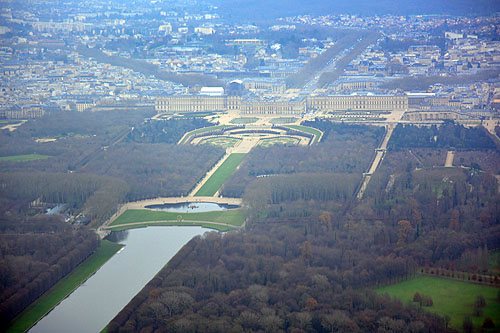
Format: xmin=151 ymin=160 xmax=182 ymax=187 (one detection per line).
xmin=306 ymin=93 xmax=408 ymax=112
xmin=155 ymin=90 xmax=408 ymax=114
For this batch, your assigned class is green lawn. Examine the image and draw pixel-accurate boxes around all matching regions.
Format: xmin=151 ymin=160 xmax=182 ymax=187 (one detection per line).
xmin=110 ymin=208 xmax=246 ymax=228
xmin=284 ymin=125 xmax=323 ymax=144
xmin=7 ymin=240 xmax=123 ymax=333
xmin=490 ymin=250 xmax=500 ymax=275
xmin=195 ymin=153 xmax=246 ymax=196
xmin=259 ymin=136 xmax=299 ymax=147
xmin=376 ymin=275 xmax=500 ymax=329
xmin=179 ymin=125 xmax=228 ymax=144
xmin=230 ymin=117 xmax=259 ymax=124
xmin=0 ymin=120 xmax=23 ymax=125
xmin=200 ymin=136 xmax=240 ymax=148
xmin=0 ymin=154 xmax=50 ymax=162
xmin=270 ymin=117 xmax=298 ymax=124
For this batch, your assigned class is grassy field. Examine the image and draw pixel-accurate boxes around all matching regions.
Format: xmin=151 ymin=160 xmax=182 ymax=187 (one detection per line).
xmin=7 ymin=240 xmax=123 ymax=333
xmin=0 ymin=120 xmax=24 ymax=125
xmin=199 ymin=136 xmax=241 ymax=148
xmin=376 ymin=275 xmax=500 ymax=329
xmin=110 ymin=208 xmax=246 ymax=228
xmin=230 ymin=117 xmax=258 ymax=124
xmin=195 ymin=153 xmax=246 ymax=196
xmin=270 ymin=117 xmax=298 ymax=124
xmin=490 ymin=250 xmax=500 ymax=275
xmin=0 ymin=154 xmax=50 ymax=162
xmin=178 ymin=125 xmax=228 ymax=144
xmin=284 ymin=125 xmax=323 ymax=144
xmin=259 ymin=136 xmax=299 ymax=147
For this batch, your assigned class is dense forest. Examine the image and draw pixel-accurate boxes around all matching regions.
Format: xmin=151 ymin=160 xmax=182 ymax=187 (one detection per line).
xmin=0 ymin=214 xmax=99 ymax=328
xmin=0 ymin=111 xmax=223 ymax=223
xmin=221 ymin=122 xmax=384 ymax=197
xmin=127 ymin=118 xmax=214 ymax=144
xmin=380 ymin=69 xmax=500 ymax=91
xmin=108 ymin=221 xmax=446 ymax=332
xmin=0 ymin=172 xmax=129 ymax=226
xmin=81 ymin=142 xmax=224 ymax=200
xmin=388 ymin=123 xmax=496 ymax=150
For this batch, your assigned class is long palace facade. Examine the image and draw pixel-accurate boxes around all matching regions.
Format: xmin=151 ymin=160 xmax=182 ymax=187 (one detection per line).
xmin=155 ymin=93 xmax=408 ymax=114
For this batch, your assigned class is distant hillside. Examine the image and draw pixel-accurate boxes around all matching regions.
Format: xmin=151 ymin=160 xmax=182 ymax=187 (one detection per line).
xmin=215 ymin=0 xmax=500 ymax=21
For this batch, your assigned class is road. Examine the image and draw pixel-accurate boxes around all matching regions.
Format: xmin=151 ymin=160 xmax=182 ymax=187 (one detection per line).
xmin=1 ymin=120 xmax=27 ymax=131
xmin=356 ymin=124 xmax=395 ymax=199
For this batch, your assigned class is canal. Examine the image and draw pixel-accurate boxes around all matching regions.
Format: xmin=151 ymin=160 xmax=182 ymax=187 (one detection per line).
xmin=30 ymin=226 xmax=207 ymax=333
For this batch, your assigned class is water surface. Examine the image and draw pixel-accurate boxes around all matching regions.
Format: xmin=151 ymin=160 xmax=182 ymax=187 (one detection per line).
xmin=145 ymin=201 xmax=239 ymax=213
xmin=30 ymin=226 xmax=206 ymax=333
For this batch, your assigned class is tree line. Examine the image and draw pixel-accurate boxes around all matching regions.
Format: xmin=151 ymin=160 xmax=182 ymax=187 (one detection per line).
xmin=0 ymin=172 xmax=128 ymax=227
xmin=388 ymin=123 xmax=497 ymax=151
xmin=75 ymin=44 xmax=223 ymax=87
xmin=286 ymin=30 xmax=365 ymax=89
xmin=380 ymin=68 xmax=500 ymax=91
xmin=127 ymin=118 xmax=214 ymax=144
xmin=0 ymin=214 xmax=99 ymax=328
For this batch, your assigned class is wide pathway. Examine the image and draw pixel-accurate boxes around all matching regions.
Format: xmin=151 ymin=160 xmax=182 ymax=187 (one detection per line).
xmin=356 ymin=124 xmax=395 ymax=199
xmin=444 ymin=151 xmax=455 ymax=167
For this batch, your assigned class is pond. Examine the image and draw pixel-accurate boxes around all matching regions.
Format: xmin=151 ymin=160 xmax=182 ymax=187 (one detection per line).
xmin=145 ymin=201 xmax=239 ymax=213
xmin=29 ymin=226 xmax=207 ymax=333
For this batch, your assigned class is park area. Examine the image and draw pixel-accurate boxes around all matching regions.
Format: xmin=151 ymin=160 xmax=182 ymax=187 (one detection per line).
xmin=0 ymin=154 xmax=50 ymax=162
xmin=259 ymin=136 xmax=299 ymax=147
xmin=270 ymin=117 xmax=298 ymax=124
xmin=230 ymin=117 xmax=258 ymax=124
xmin=284 ymin=124 xmax=323 ymax=143
xmin=178 ymin=125 xmax=230 ymax=144
xmin=198 ymin=136 xmax=241 ymax=148
xmin=376 ymin=275 xmax=500 ymax=330
xmin=194 ymin=153 xmax=246 ymax=196
xmin=108 ymin=208 xmax=246 ymax=231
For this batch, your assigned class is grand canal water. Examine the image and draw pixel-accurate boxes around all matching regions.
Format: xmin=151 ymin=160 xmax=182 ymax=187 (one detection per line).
xmin=30 ymin=226 xmax=207 ymax=333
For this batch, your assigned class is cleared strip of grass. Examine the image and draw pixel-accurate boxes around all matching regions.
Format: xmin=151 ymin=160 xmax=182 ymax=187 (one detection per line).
xmin=179 ymin=125 xmax=229 ymax=144
xmin=0 ymin=120 xmax=23 ymax=125
xmin=284 ymin=125 xmax=323 ymax=144
xmin=230 ymin=117 xmax=259 ymax=124
xmin=0 ymin=154 xmax=50 ymax=162
xmin=375 ymin=275 xmax=500 ymax=329
xmin=7 ymin=240 xmax=123 ymax=333
xmin=110 ymin=208 xmax=246 ymax=227
xmin=195 ymin=153 xmax=246 ymax=196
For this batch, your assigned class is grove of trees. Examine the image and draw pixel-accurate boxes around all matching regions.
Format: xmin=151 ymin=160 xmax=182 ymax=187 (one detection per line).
xmin=221 ymin=122 xmax=384 ymax=197
xmin=0 ymin=214 xmax=100 ymax=329
xmin=388 ymin=123 xmax=496 ymax=150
